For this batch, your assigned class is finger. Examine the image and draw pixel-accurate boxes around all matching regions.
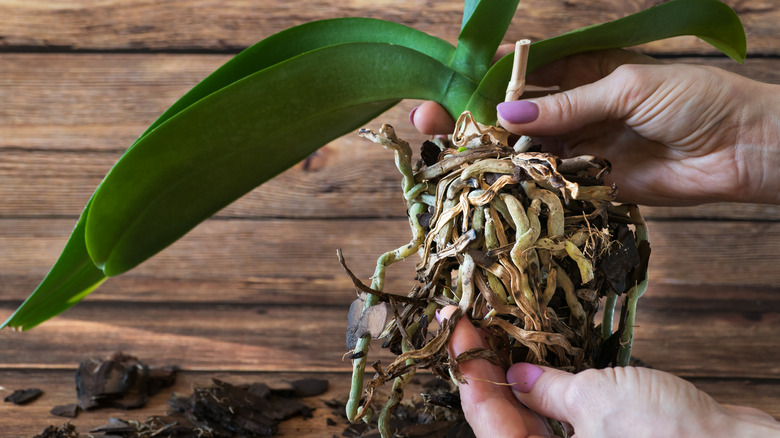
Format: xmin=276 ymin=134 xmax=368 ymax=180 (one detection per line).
xmin=506 ymin=363 xmax=583 ymax=424
xmin=500 ymin=50 xmax=665 ymax=137
xmin=410 ymin=101 xmax=455 ymax=135
xmin=439 ymin=306 xmax=551 ymax=438
xmin=496 ymin=76 xmax=628 ymax=137
xmin=526 ymin=49 xmax=660 ymax=89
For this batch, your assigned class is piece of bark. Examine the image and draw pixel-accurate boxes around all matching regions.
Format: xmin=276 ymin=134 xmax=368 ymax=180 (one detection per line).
xmin=289 ymin=378 xmax=329 ymax=397
xmin=169 ymin=379 xmax=314 ymax=436
xmin=4 ymin=388 xmax=43 ymax=405
xmin=76 ymin=352 xmax=177 ymax=410
xmin=50 ymin=403 xmax=80 ymax=418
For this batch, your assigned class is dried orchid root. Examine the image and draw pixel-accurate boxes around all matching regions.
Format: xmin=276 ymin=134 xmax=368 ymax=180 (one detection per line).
xmin=342 ymin=115 xmax=650 ymax=437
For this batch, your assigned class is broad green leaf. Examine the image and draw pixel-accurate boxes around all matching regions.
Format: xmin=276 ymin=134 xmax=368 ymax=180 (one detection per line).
xmin=460 ymin=0 xmax=478 ymax=32
xmin=86 ymin=42 xmax=477 ymax=276
xmin=139 ymin=18 xmax=455 ymax=142
xmin=466 ymin=0 xmax=747 ymax=123
xmin=4 ymin=23 xmax=460 ymax=329
xmin=2 ymin=200 xmax=107 ymax=330
xmin=451 ymin=0 xmax=520 ymax=81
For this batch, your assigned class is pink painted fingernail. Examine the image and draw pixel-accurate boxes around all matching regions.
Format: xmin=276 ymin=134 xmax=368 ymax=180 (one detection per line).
xmin=409 ymin=106 xmax=420 ymax=126
xmin=435 ymin=308 xmax=443 ymax=323
xmin=497 ymin=100 xmax=539 ymax=124
xmin=506 ymin=362 xmax=544 ymax=393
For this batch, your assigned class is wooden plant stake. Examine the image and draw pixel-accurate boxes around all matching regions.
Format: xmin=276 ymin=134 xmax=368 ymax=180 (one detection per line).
xmin=504 ymin=39 xmax=531 ymax=102
xmin=504 ymin=39 xmax=534 ymax=152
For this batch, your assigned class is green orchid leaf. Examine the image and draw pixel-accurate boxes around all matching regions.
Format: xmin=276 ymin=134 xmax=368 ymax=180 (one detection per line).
xmin=451 ymin=0 xmax=520 ymax=81
xmin=460 ymin=0 xmax=478 ymax=32
xmin=139 ymin=18 xmax=455 ymax=142
xmin=4 ymin=23 xmax=463 ymax=329
xmin=86 ymin=42 xmax=476 ymax=277
xmin=2 ymin=200 xmax=107 ymax=330
xmin=466 ymin=0 xmax=747 ymax=123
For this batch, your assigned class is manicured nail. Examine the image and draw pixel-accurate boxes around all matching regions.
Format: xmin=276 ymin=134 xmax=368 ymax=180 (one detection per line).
xmin=409 ymin=106 xmax=419 ymax=126
xmin=497 ymin=100 xmax=539 ymax=124
xmin=506 ymin=362 xmax=544 ymax=393
xmin=435 ymin=308 xmax=443 ymax=324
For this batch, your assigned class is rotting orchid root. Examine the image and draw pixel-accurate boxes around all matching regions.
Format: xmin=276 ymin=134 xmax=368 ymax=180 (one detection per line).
xmin=341 ymin=113 xmax=650 ymax=438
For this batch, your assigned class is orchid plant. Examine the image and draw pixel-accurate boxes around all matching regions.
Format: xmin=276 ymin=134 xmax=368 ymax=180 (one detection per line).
xmin=4 ymin=0 xmax=745 ymax=334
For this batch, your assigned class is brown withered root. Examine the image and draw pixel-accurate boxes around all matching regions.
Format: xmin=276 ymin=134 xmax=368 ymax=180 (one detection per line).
xmin=342 ymin=115 xmax=650 ymax=437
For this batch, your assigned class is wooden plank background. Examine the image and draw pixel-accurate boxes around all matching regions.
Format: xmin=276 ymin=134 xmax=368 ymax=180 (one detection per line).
xmin=1 ymin=0 xmax=778 ymax=435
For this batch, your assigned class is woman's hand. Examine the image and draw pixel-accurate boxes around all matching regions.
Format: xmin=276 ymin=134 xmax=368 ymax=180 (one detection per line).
xmin=439 ymin=306 xmax=780 ymax=438
xmin=412 ymin=50 xmax=780 ymax=206
xmin=438 ymin=306 xmax=551 ymax=438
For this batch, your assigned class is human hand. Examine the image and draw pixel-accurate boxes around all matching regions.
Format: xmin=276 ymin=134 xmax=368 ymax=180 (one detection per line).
xmin=438 ymin=306 xmax=780 ymax=438
xmin=411 ymin=49 xmax=780 ymax=206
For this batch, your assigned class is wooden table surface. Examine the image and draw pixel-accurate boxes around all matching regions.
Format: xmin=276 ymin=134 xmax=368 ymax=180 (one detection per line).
xmin=2 ymin=1 xmax=779 ymax=436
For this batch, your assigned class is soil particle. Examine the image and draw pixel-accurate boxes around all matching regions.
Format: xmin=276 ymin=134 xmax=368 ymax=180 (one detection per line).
xmin=420 ymin=140 xmax=441 ymax=167
xmin=600 ymin=224 xmax=641 ymax=294
xmin=328 ymin=377 xmax=475 ymax=438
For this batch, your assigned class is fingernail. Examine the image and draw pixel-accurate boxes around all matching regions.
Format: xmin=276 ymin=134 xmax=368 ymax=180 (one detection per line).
xmin=435 ymin=308 xmax=443 ymax=324
xmin=409 ymin=106 xmax=419 ymax=126
xmin=497 ymin=100 xmax=539 ymax=124
xmin=506 ymin=362 xmax=544 ymax=393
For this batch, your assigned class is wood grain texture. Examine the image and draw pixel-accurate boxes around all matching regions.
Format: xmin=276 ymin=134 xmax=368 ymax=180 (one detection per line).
xmin=1 ymin=298 xmax=779 ymax=378
xmin=3 ymin=217 xmax=780 ymax=304
xmin=1 ymin=0 xmax=779 ymax=434
xmin=1 ymin=0 xmax=777 ymax=53
xmin=4 ymin=370 xmax=776 ymax=437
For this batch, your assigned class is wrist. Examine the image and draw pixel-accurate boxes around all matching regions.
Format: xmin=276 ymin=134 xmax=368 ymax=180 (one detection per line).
xmin=717 ymin=410 xmax=780 ymax=437
xmin=734 ymin=80 xmax=780 ymax=205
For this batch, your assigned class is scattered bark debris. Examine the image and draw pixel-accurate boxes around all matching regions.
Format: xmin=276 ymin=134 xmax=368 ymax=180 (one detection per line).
xmin=77 ymin=352 xmax=178 ymax=411
xmin=50 ymin=403 xmax=80 ymax=418
xmin=90 ymin=418 xmax=140 ymax=434
xmin=32 ymin=422 xmax=80 ymax=438
xmin=327 ymin=377 xmax=475 ymax=438
xmin=33 ymin=350 xmax=479 ymax=438
xmin=165 ymin=378 xmax=315 ymax=436
xmin=36 ymin=377 xmax=326 ymax=438
xmin=4 ymin=387 xmax=43 ymax=405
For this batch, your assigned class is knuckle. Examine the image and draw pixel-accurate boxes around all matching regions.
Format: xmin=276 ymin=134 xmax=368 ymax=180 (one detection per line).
xmin=611 ymin=63 xmax=648 ymax=81
xmin=562 ymin=369 xmax=597 ymax=411
xmin=562 ymin=368 xmax=623 ymax=418
xmin=551 ymin=90 xmax=577 ymax=119
xmin=606 ymin=64 xmax=653 ymax=116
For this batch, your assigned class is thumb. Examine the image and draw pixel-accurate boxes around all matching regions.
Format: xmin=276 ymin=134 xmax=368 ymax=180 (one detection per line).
xmin=506 ymin=363 xmax=585 ymax=424
xmin=506 ymin=364 xmax=642 ymax=425
xmin=496 ymin=79 xmax=625 ymax=137
xmin=507 ymin=364 xmax=742 ymax=437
